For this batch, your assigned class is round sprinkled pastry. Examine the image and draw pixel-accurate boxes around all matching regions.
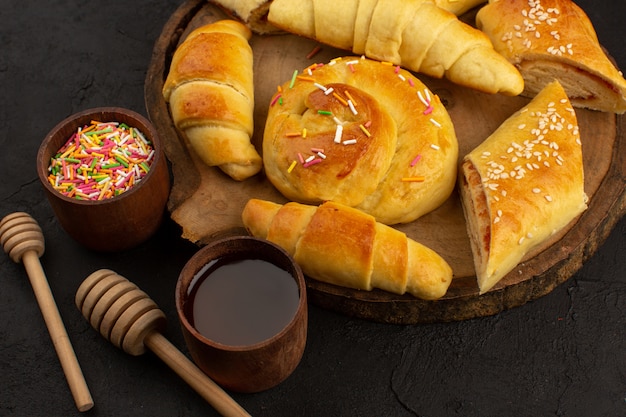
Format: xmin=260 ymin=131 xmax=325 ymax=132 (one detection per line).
xmin=263 ymin=56 xmax=459 ymax=225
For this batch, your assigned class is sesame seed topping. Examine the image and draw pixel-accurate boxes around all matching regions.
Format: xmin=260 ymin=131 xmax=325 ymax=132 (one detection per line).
xmin=479 ymin=92 xmax=577 ymax=213
xmin=510 ymin=0 xmax=569 ymax=54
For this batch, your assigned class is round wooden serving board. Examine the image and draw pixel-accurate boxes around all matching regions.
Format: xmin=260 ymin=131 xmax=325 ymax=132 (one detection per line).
xmin=145 ymin=0 xmax=626 ymax=324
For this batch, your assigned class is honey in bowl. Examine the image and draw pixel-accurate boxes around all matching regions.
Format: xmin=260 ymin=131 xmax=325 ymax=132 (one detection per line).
xmin=186 ymin=256 xmax=300 ymax=346
xmin=176 ymin=236 xmax=307 ymax=393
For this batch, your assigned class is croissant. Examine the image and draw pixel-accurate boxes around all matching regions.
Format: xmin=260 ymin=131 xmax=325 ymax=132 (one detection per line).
xmin=208 ymin=0 xmax=485 ymax=34
xmin=476 ymin=0 xmax=626 ymax=113
xmin=459 ymin=80 xmax=587 ymax=294
xmin=162 ymin=20 xmax=262 ymax=181
xmin=242 ymin=198 xmax=453 ymax=300
xmin=208 ymin=0 xmax=282 ymax=34
xmin=267 ymin=0 xmax=524 ymax=95
xmin=434 ymin=0 xmax=486 ymax=15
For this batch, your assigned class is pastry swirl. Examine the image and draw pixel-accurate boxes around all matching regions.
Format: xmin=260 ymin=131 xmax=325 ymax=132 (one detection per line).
xmin=263 ymin=56 xmax=459 ymax=225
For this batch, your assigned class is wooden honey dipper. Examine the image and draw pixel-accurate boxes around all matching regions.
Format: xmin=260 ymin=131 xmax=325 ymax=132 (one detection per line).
xmin=0 ymin=212 xmax=94 ymax=412
xmin=75 ymin=269 xmax=252 ymax=417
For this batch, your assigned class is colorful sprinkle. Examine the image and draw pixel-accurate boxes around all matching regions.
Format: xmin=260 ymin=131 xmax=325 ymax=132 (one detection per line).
xmin=348 ymin=100 xmax=358 ymax=115
xmin=303 ymin=158 xmax=322 ymax=168
xmin=430 ymin=119 xmax=442 ymax=128
xmin=306 ymin=45 xmax=322 ymax=59
xmin=332 ymin=92 xmax=348 ymax=106
xmin=334 ymin=124 xmax=344 ymax=143
xmin=410 ymin=154 xmax=422 ymax=167
xmin=344 ymin=91 xmax=357 ymax=106
xmin=289 ymin=70 xmax=298 ymax=88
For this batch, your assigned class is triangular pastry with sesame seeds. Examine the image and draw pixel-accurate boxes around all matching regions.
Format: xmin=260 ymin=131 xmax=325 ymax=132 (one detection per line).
xmin=476 ymin=0 xmax=626 ymax=113
xmin=267 ymin=0 xmax=524 ymax=95
xmin=459 ymin=80 xmax=588 ymax=294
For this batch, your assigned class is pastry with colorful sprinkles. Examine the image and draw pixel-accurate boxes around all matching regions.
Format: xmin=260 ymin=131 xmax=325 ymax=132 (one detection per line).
xmin=459 ymin=80 xmax=588 ymax=294
xmin=263 ymin=56 xmax=459 ymax=225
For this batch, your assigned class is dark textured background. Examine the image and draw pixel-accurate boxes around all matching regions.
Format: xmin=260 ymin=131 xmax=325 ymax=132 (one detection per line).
xmin=1 ymin=1 xmax=624 ymax=416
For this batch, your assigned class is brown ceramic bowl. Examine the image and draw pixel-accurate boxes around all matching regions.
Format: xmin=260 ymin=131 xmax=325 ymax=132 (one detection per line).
xmin=176 ymin=236 xmax=308 ymax=393
xmin=37 ymin=107 xmax=170 ymax=252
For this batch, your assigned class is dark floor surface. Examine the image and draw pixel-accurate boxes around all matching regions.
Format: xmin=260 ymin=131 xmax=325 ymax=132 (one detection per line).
xmin=1 ymin=1 xmax=624 ymax=416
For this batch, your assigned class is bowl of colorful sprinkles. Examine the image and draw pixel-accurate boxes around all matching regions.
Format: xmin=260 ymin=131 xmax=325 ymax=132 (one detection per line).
xmin=37 ymin=107 xmax=170 ymax=251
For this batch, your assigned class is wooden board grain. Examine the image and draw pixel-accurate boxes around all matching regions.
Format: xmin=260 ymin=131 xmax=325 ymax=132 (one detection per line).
xmin=145 ymin=0 xmax=626 ymax=323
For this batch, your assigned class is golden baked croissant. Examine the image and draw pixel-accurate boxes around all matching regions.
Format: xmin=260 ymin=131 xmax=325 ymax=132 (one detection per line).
xmin=242 ymin=198 xmax=453 ymax=300
xmin=459 ymin=80 xmax=588 ymax=294
xmin=435 ymin=0 xmax=486 ymax=15
xmin=209 ymin=0 xmax=484 ymax=34
xmin=267 ymin=0 xmax=524 ymax=95
xmin=162 ymin=20 xmax=262 ymax=181
xmin=476 ymin=0 xmax=626 ymax=113
xmin=208 ymin=0 xmax=282 ymax=34
xmin=263 ymin=56 xmax=459 ymax=225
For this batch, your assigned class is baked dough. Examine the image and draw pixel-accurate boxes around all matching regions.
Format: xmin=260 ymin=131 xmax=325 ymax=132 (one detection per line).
xmin=476 ymin=0 xmax=626 ymax=113
xmin=435 ymin=0 xmax=486 ymax=15
xmin=263 ymin=56 xmax=458 ymax=225
xmin=267 ymin=0 xmax=524 ymax=95
xmin=242 ymin=198 xmax=453 ymax=300
xmin=459 ymin=80 xmax=588 ymax=294
xmin=163 ymin=20 xmax=262 ymax=181
xmin=208 ymin=0 xmax=281 ymax=34
xmin=208 ymin=0 xmax=486 ymax=34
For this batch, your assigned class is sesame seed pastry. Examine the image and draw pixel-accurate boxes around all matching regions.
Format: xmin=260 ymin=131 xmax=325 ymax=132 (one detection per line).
xmin=263 ymin=56 xmax=459 ymax=225
xmin=162 ymin=20 xmax=262 ymax=181
xmin=242 ymin=198 xmax=453 ymax=300
xmin=459 ymin=80 xmax=588 ymax=294
xmin=267 ymin=0 xmax=524 ymax=95
xmin=476 ymin=0 xmax=626 ymax=113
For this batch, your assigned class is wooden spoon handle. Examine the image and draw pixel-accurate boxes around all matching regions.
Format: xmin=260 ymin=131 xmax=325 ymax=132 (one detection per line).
xmin=144 ymin=331 xmax=251 ymax=417
xmin=22 ymin=251 xmax=94 ymax=412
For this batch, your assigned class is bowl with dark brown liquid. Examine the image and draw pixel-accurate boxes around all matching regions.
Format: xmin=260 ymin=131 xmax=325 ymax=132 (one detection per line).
xmin=175 ymin=235 xmax=308 ymax=393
